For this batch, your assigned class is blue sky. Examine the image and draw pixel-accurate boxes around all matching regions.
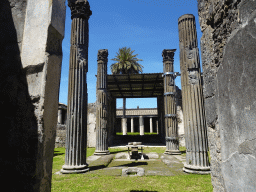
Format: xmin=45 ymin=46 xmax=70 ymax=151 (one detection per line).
xmin=59 ymin=0 xmax=202 ymax=109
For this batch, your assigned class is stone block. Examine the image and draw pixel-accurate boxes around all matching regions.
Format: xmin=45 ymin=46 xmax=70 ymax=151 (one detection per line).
xmin=115 ymin=152 xmax=129 ymax=159
xmin=145 ymin=152 xmax=159 ymax=159
xmin=122 ymin=167 xmax=145 ymax=176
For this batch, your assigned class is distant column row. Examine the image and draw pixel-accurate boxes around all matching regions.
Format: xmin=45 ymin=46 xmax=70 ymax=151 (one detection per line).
xmin=120 ymin=116 xmax=158 ymax=135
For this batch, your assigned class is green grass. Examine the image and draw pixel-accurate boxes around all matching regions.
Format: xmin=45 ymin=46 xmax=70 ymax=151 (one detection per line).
xmin=116 ymin=132 xmax=158 ymax=135
xmin=52 ymin=147 xmax=213 ymax=192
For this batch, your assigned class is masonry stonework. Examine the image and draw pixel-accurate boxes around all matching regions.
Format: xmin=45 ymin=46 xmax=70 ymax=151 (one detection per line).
xmin=198 ymin=0 xmax=256 ymax=191
xmin=0 ymin=0 xmax=66 ymax=191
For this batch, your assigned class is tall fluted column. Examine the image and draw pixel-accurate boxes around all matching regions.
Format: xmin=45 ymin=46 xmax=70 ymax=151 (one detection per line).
xmin=178 ymin=14 xmax=210 ymax=174
xmin=131 ymin=118 xmax=134 ymax=133
xmin=150 ymin=117 xmax=153 ymax=133
xmin=61 ymin=0 xmax=92 ymax=174
xmin=94 ymin=49 xmax=110 ymax=155
xmin=139 ymin=116 xmax=144 ymax=135
xmin=162 ymin=49 xmax=181 ymax=155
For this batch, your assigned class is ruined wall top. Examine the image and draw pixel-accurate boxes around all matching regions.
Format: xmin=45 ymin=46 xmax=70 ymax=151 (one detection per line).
xmin=97 ymin=49 xmax=108 ymax=62
xmin=68 ymin=0 xmax=92 ymax=20
xmin=162 ymin=49 xmax=176 ymax=62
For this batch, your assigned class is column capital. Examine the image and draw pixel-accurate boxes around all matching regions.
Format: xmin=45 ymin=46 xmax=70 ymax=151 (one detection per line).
xmin=68 ymin=0 xmax=92 ymax=20
xmin=162 ymin=49 xmax=176 ymax=62
xmin=97 ymin=49 xmax=108 ymax=62
xmin=178 ymin=14 xmax=195 ymax=23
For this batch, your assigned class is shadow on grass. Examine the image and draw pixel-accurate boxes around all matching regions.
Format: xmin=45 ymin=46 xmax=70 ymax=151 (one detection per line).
xmin=130 ymin=191 xmax=158 ymax=192
xmin=113 ymin=161 xmax=148 ymax=167
xmin=179 ymin=149 xmax=186 ymax=154
xmin=88 ymin=165 xmax=106 ymax=171
xmin=53 ymin=150 xmax=65 ymax=157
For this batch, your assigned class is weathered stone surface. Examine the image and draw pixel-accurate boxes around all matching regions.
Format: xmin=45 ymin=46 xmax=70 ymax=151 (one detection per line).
xmin=122 ymin=167 xmax=145 ymax=176
xmin=146 ymin=152 xmax=159 ymax=159
xmin=115 ymin=152 xmax=129 ymax=159
xmin=61 ymin=0 xmax=91 ymax=174
xmin=87 ymin=107 xmax=96 ymax=147
xmin=178 ymin=14 xmax=210 ymax=174
xmin=95 ymin=49 xmax=110 ymax=155
xmin=162 ymin=49 xmax=181 ymax=155
xmin=1 ymin=0 xmax=66 ymax=191
xmin=55 ymin=124 xmax=66 ymax=148
xmin=198 ymin=0 xmax=256 ymax=191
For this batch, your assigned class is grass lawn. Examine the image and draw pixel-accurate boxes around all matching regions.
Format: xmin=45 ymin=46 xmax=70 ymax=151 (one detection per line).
xmin=116 ymin=132 xmax=158 ymax=135
xmin=52 ymin=147 xmax=213 ymax=192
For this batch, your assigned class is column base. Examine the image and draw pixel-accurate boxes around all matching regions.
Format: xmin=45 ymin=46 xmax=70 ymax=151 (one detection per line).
xmin=94 ymin=150 xmax=110 ymax=155
xmin=61 ymin=164 xmax=89 ymax=174
xmin=183 ymin=164 xmax=211 ymax=174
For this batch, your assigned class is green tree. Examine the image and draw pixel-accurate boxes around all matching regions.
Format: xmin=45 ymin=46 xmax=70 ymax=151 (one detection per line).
xmin=110 ymin=47 xmax=144 ymax=123
xmin=110 ymin=47 xmax=144 ymax=74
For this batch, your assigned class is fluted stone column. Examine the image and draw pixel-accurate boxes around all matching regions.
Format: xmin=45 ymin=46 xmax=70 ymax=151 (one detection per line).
xmin=58 ymin=109 xmax=62 ymax=124
xmin=178 ymin=14 xmax=210 ymax=174
xmin=61 ymin=0 xmax=92 ymax=174
xmin=157 ymin=95 xmax=165 ymax=140
xmin=139 ymin=116 xmax=144 ymax=135
xmin=162 ymin=49 xmax=181 ymax=155
xmin=150 ymin=117 xmax=153 ymax=133
xmin=94 ymin=49 xmax=110 ymax=155
xmin=131 ymin=118 xmax=134 ymax=133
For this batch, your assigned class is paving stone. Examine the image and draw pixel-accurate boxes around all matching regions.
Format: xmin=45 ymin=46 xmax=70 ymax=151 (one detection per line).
xmin=122 ymin=167 xmax=145 ymax=176
xmin=145 ymin=152 xmax=159 ymax=159
xmin=115 ymin=152 xmax=129 ymax=159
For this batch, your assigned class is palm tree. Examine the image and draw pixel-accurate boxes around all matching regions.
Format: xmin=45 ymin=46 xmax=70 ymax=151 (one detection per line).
xmin=110 ymin=47 xmax=144 ymax=132
xmin=110 ymin=47 xmax=143 ymax=74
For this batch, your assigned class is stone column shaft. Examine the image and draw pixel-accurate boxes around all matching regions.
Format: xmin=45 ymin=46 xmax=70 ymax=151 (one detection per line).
xmin=157 ymin=96 xmax=165 ymax=139
xmin=156 ymin=120 xmax=159 ymax=134
xmin=94 ymin=49 xmax=110 ymax=155
xmin=58 ymin=109 xmax=62 ymax=124
xmin=178 ymin=14 xmax=210 ymax=174
xmin=162 ymin=49 xmax=181 ymax=155
xmin=139 ymin=116 xmax=144 ymax=135
xmin=150 ymin=117 xmax=153 ymax=133
xmin=122 ymin=118 xmax=127 ymax=135
xmin=61 ymin=0 xmax=92 ymax=174
xmin=131 ymin=118 xmax=134 ymax=133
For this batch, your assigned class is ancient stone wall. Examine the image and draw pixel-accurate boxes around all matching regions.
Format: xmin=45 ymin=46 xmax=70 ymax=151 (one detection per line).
xmin=198 ymin=0 xmax=256 ymax=191
xmin=88 ymin=103 xmax=97 ymax=147
xmin=0 ymin=0 xmax=66 ymax=191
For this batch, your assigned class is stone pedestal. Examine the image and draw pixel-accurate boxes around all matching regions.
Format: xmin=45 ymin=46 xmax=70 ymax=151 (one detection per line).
xmin=94 ymin=49 xmax=110 ymax=155
xmin=131 ymin=118 xmax=134 ymax=133
xmin=150 ymin=117 xmax=153 ymax=133
xmin=61 ymin=0 xmax=92 ymax=174
xmin=178 ymin=14 xmax=210 ymax=174
xmin=139 ymin=116 xmax=144 ymax=135
xmin=162 ymin=49 xmax=181 ymax=155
